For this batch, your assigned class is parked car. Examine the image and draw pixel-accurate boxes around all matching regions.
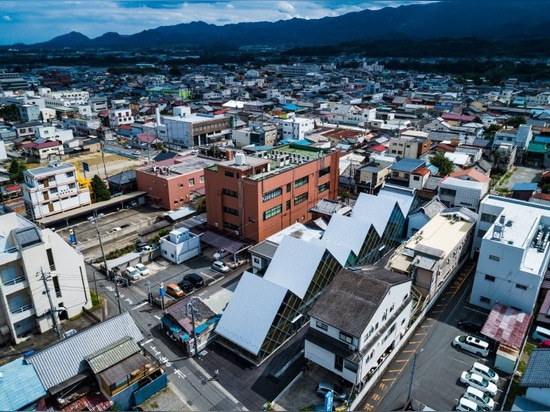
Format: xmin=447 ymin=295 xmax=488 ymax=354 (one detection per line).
xmin=177 ymin=279 xmax=194 ymax=294
xmin=135 ymin=263 xmax=149 ymax=276
xmin=458 ymin=319 xmax=483 ymax=334
xmin=212 ymin=261 xmax=230 ymax=273
xmin=184 ymin=273 xmax=205 ymax=288
xmin=315 ymin=382 xmax=347 ymax=401
xmin=460 ymin=371 xmax=498 ymax=396
xmin=462 ymin=386 xmax=495 ymax=411
xmin=532 ymin=325 xmax=550 ymax=342
xmin=453 ymin=335 xmax=490 ymax=357
xmin=108 ymin=227 xmax=122 ymax=234
xmin=538 ymin=339 xmax=550 ymax=348
xmin=456 ymin=396 xmax=485 ymax=412
xmin=165 ymin=283 xmax=184 ymax=298
xmin=125 ymin=266 xmax=140 ymax=280
xmin=470 ymin=362 xmax=499 ymax=384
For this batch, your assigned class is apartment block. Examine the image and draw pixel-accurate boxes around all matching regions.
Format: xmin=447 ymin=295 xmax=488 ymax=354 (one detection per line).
xmin=204 ymin=145 xmax=340 ymax=243
xmin=0 ymin=205 xmax=92 ymax=344
xmin=22 ymin=161 xmax=91 ymax=221
xmin=109 ymin=107 xmax=134 ymax=128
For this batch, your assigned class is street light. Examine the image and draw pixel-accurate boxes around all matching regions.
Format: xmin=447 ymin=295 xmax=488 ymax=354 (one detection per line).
xmin=407 ymin=348 xmax=424 ymax=403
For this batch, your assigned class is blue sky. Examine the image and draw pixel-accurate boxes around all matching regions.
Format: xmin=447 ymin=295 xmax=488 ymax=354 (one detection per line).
xmin=0 ymin=1 xmax=430 ymax=46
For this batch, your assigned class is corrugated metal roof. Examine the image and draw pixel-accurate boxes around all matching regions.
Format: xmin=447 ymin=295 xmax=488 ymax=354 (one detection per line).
xmin=321 ymin=214 xmax=371 ymax=256
xmin=85 ymin=336 xmax=141 ymax=374
xmin=264 ymin=235 xmax=326 ymax=300
xmin=215 ymin=272 xmax=287 ymax=355
xmin=25 ymin=312 xmax=143 ymax=390
xmin=0 ymin=357 xmax=46 ymax=411
xmin=481 ymin=303 xmax=530 ymax=350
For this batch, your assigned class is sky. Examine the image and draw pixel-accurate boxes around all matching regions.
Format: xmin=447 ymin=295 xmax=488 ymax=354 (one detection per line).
xmin=0 ymin=0 xmax=430 ymax=46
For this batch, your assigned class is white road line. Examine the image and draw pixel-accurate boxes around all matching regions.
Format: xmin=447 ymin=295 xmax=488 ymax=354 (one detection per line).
xmin=154 ymin=315 xmax=161 ymax=320
xmin=133 ymin=302 xmax=148 ymax=310
xmin=142 ymin=338 xmax=153 ymax=345
xmin=200 ymin=271 xmax=215 ymax=280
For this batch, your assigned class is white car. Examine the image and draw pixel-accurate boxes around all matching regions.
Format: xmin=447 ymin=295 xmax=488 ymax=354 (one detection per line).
xmin=462 ymin=386 xmax=495 ymax=411
xmin=211 ymin=261 xmax=230 ymax=273
xmin=460 ymin=371 xmax=498 ymax=396
xmin=125 ymin=266 xmax=140 ymax=280
xmin=457 ymin=397 xmax=485 ymax=412
xmin=135 ymin=263 xmax=149 ymax=276
xmin=470 ymin=362 xmax=499 ymax=384
xmin=453 ymin=335 xmax=490 ymax=357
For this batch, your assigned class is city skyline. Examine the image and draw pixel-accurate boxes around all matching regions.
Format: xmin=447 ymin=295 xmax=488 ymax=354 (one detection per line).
xmin=0 ymin=0 xmax=430 ymax=46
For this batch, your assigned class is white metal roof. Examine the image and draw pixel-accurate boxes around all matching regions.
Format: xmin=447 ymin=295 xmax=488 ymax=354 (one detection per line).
xmin=321 ymin=214 xmax=371 ymax=256
xmin=264 ymin=235 xmax=326 ymax=299
xmin=351 ymin=193 xmax=398 ymax=236
xmin=214 ymin=272 xmax=287 ymax=355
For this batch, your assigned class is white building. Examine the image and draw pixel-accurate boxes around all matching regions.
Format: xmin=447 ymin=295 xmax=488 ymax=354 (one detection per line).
xmin=159 ymin=110 xmax=232 ymax=148
xmin=109 ymin=107 xmax=134 ymax=128
xmin=272 ymin=114 xmax=315 ymax=140
xmin=438 ymin=169 xmax=491 ymax=212
xmin=0 ymin=205 xmax=92 ymax=343
xmin=22 ymin=161 xmax=91 ymax=221
xmin=159 ymin=228 xmax=201 ymax=264
xmin=35 ymin=125 xmax=74 ymax=143
xmin=41 ymin=88 xmax=90 ymax=109
xmin=470 ymin=196 xmax=550 ymax=314
xmin=305 ymin=266 xmax=412 ymax=385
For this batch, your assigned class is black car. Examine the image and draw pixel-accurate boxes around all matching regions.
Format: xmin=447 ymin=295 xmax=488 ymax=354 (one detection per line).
xmin=184 ymin=273 xmax=205 ymax=288
xmin=177 ymin=279 xmax=193 ymax=294
xmin=458 ymin=319 xmax=482 ymax=334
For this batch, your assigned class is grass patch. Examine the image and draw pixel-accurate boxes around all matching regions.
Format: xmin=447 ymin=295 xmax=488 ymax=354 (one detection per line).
xmin=504 ymin=342 xmax=535 ymax=410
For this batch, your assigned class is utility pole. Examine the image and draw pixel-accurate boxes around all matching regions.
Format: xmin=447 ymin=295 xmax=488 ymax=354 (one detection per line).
xmin=39 ymin=267 xmax=62 ymax=340
xmin=187 ymin=299 xmax=200 ymax=357
xmin=93 ymin=211 xmax=122 ymax=314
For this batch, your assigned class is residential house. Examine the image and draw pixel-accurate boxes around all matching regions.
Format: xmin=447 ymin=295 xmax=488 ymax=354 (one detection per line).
xmin=406 ymin=197 xmax=447 ymax=238
xmin=387 ymin=133 xmax=431 ymax=159
xmin=0 ymin=204 xmax=92 ymax=343
xmin=470 ymin=196 xmax=550 ymax=314
xmin=386 ymin=207 xmax=476 ymax=299
xmin=159 ymin=227 xmax=201 ymax=264
xmin=136 ymin=155 xmax=217 ymax=211
xmin=204 ymin=146 xmax=340 ymax=243
xmin=305 ymin=267 xmax=412 ymax=385
xmin=514 ymin=349 xmax=550 ymax=410
xmin=493 ymin=124 xmax=533 ymax=163
xmin=13 ymin=121 xmax=42 ymax=141
xmin=438 ymin=168 xmax=491 ymax=212
xmin=356 ymin=155 xmax=396 ymax=194
xmin=215 ymin=235 xmax=343 ymax=365
xmin=232 ymin=123 xmax=278 ymax=149
xmin=21 ymin=140 xmax=65 ymax=162
xmin=108 ymin=107 xmax=134 ymax=128
xmin=22 ymin=161 xmax=91 ymax=221
xmin=387 ymin=158 xmax=426 ymax=188
xmin=272 ymin=114 xmax=315 ymax=141
xmin=0 ymin=357 xmax=46 ymax=411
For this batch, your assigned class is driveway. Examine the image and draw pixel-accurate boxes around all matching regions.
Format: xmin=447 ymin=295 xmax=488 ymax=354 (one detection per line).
xmin=500 ymin=166 xmax=542 ymax=190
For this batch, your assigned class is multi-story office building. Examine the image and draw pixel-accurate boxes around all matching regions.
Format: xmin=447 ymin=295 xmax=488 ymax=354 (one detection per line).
xmin=470 ymin=196 xmax=550 ymax=314
xmin=0 ymin=205 xmax=92 ymax=344
xmin=22 ymin=161 xmax=91 ymax=221
xmin=204 ymin=145 xmax=340 ymax=243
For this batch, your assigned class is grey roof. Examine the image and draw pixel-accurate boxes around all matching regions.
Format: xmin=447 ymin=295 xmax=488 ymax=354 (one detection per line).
xmin=249 ymin=240 xmax=279 ymax=259
xmin=14 ymin=226 xmax=42 ymax=249
xmin=309 ymin=267 xmax=411 ymax=337
xmin=390 ymin=158 xmax=425 ymax=173
xmin=418 ymin=197 xmax=446 ymax=218
xmin=520 ymin=349 xmax=550 ymax=388
xmin=85 ymin=336 xmax=141 ymax=374
xmin=25 ymin=162 xmax=73 ymax=177
xmin=107 ymin=170 xmax=136 ymax=185
xmin=423 ymin=176 xmax=443 ymax=191
xmin=25 ymin=312 xmax=143 ymax=390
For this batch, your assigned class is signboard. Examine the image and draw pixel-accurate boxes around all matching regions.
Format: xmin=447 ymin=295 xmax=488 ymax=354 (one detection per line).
xmin=82 ymin=162 xmax=90 ymax=172
xmin=324 ymin=390 xmax=333 ymax=412
xmin=69 ymin=229 xmax=77 ymax=245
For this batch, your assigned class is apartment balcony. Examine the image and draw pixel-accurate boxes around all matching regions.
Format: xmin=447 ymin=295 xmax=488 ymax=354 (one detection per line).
xmin=9 ymin=304 xmax=35 ymax=324
xmin=2 ymin=275 xmax=28 ymax=295
xmin=0 ymin=247 xmax=21 ymax=265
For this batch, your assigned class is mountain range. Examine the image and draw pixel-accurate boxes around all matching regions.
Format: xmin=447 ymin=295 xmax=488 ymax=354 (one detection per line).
xmin=12 ymin=1 xmax=550 ymax=50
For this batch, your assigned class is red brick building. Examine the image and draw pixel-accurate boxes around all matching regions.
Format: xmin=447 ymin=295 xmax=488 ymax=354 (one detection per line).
xmin=204 ymin=145 xmax=340 ymax=243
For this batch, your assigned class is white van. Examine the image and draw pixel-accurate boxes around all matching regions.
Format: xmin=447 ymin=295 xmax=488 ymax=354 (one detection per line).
xmin=470 ymin=362 xmax=499 ymax=383
xmin=462 ymin=386 xmax=495 ymax=411
xmin=453 ymin=335 xmax=490 ymax=357
xmin=456 ymin=397 xmax=483 ymax=412
xmin=532 ymin=325 xmax=550 ymax=342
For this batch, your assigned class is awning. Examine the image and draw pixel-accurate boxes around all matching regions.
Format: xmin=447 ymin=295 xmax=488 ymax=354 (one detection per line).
xmin=200 ymin=230 xmax=246 ymax=254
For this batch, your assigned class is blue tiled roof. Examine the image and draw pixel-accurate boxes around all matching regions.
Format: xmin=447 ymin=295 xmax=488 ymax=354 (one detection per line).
xmin=0 ymin=357 xmax=46 ymax=410
xmin=390 ymin=158 xmax=425 ymax=173
xmin=520 ymin=349 xmax=550 ymax=388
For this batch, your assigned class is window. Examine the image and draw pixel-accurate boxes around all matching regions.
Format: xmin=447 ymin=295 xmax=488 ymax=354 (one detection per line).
xmin=316 ymin=321 xmax=328 ymax=331
xmin=413 ymin=176 xmax=420 ymax=181
xmin=339 ymin=332 xmax=353 ymax=344
xmin=222 ymin=188 xmax=238 ymax=197
xmin=440 ymin=187 xmax=456 ymax=196
xmin=294 ymin=192 xmax=308 ymax=205
xmin=286 ymin=200 xmax=291 ymax=210
xmin=485 ymin=274 xmax=496 ymax=282
xmin=489 ymin=255 xmax=500 ymax=261
xmin=295 ymin=176 xmax=309 ymax=188
xmin=66 ymin=171 xmax=74 ymax=178
xmin=263 ymin=204 xmax=282 ymax=220
xmin=286 ymin=183 xmax=291 ymax=192
xmin=319 ymin=167 xmax=330 ymax=177
xmin=223 ymin=206 xmax=239 ymax=216
xmin=480 ymin=296 xmax=491 ymax=304
xmin=481 ymin=213 xmax=497 ymax=223
xmin=188 ymin=178 xmax=195 ymax=186
xmin=68 ymin=183 xmax=76 ymax=189
xmin=199 ymin=175 xmax=204 ymax=183
xmin=392 ymin=171 xmax=399 ymax=177
xmin=223 ymin=221 xmax=239 ymax=230
xmin=318 ymin=182 xmax=329 ymax=193
xmin=477 ymin=229 xmax=487 ymax=238
xmin=516 ymin=283 xmax=528 ymax=291
xmin=263 ymin=187 xmax=282 ymax=202
xmin=225 ymin=171 xmax=234 ymax=177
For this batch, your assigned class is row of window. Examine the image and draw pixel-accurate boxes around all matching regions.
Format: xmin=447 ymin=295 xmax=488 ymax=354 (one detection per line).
xmin=484 ymin=274 xmax=528 ymax=290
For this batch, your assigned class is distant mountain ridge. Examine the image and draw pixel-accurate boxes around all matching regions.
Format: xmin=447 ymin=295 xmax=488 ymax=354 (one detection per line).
xmin=11 ymin=1 xmax=550 ymax=49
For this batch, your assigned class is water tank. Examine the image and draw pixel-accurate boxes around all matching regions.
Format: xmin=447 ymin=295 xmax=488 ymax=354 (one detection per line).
xmin=235 ymin=152 xmax=246 ymax=166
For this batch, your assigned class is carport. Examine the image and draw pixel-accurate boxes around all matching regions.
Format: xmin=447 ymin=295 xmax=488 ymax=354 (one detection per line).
xmin=200 ymin=230 xmax=247 ymax=261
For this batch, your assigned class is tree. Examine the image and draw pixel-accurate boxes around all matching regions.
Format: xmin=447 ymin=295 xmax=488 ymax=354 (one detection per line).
xmin=8 ymin=159 xmax=26 ymax=183
xmin=429 ymin=153 xmax=454 ymax=176
xmin=91 ymin=175 xmax=111 ymax=202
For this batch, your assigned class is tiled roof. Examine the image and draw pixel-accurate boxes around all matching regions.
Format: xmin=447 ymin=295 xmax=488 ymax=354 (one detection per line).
xmin=449 ymin=168 xmax=491 ymax=183
xmin=520 ymin=349 xmax=550 ymax=387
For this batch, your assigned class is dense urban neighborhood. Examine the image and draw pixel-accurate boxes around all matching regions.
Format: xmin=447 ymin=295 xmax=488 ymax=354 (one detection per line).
xmin=1 ymin=40 xmax=550 ymax=412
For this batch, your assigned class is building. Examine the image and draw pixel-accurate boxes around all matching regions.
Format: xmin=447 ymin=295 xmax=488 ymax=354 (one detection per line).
xmin=204 ymin=146 xmax=340 ymax=243
xmin=159 ymin=227 xmax=201 ymax=264
xmin=305 ymin=266 xmax=412 ymax=385
xmin=273 ymin=115 xmax=315 ymax=141
xmin=20 ymin=140 xmax=65 ymax=161
xmin=387 ymin=158 xmax=426 ymax=188
xmin=108 ymin=107 xmax=134 ymax=128
xmin=22 ymin=161 xmax=91 ymax=221
xmin=515 ymin=349 xmax=550 ymax=410
xmin=387 ymin=208 xmax=476 ymax=299
xmin=0 ymin=204 xmax=92 ymax=343
xmin=136 ymin=155 xmax=217 ymax=210
xmin=215 ymin=235 xmax=343 ymax=365
xmin=356 ymin=155 xmax=396 ymax=194
xmin=470 ymin=196 xmax=550 ymax=314
xmin=438 ymin=168 xmax=491 ymax=212
xmin=232 ymin=123 xmax=278 ymax=149
xmin=387 ymin=134 xmax=432 ymax=159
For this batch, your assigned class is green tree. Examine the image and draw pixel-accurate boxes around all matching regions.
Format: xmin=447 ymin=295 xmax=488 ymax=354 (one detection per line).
xmin=91 ymin=174 xmax=111 ymax=202
xmin=429 ymin=153 xmax=455 ymax=176
xmin=8 ymin=159 xmax=26 ymax=183
xmin=504 ymin=116 xmax=526 ymax=128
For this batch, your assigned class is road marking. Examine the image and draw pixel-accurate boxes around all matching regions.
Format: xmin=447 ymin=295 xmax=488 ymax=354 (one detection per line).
xmin=388 ymin=369 xmax=402 ymax=373
xmin=142 ymin=338 xmax=153 ymax=345
xmin=200 ymin=271 xmax=215 ymax=280
xmin=395 ymin=359 xmax=408 ymax=363
xmin=382 ymin=377 xmax=395 ymax=382
xmin=154 ymin=315 xmax=161 ymax=320
xmin=133 ymin=302 xmax=148 ymax=310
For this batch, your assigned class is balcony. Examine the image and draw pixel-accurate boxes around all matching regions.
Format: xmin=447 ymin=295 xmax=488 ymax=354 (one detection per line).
xmin=10 ymin=304 xmax=34 ymax=323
